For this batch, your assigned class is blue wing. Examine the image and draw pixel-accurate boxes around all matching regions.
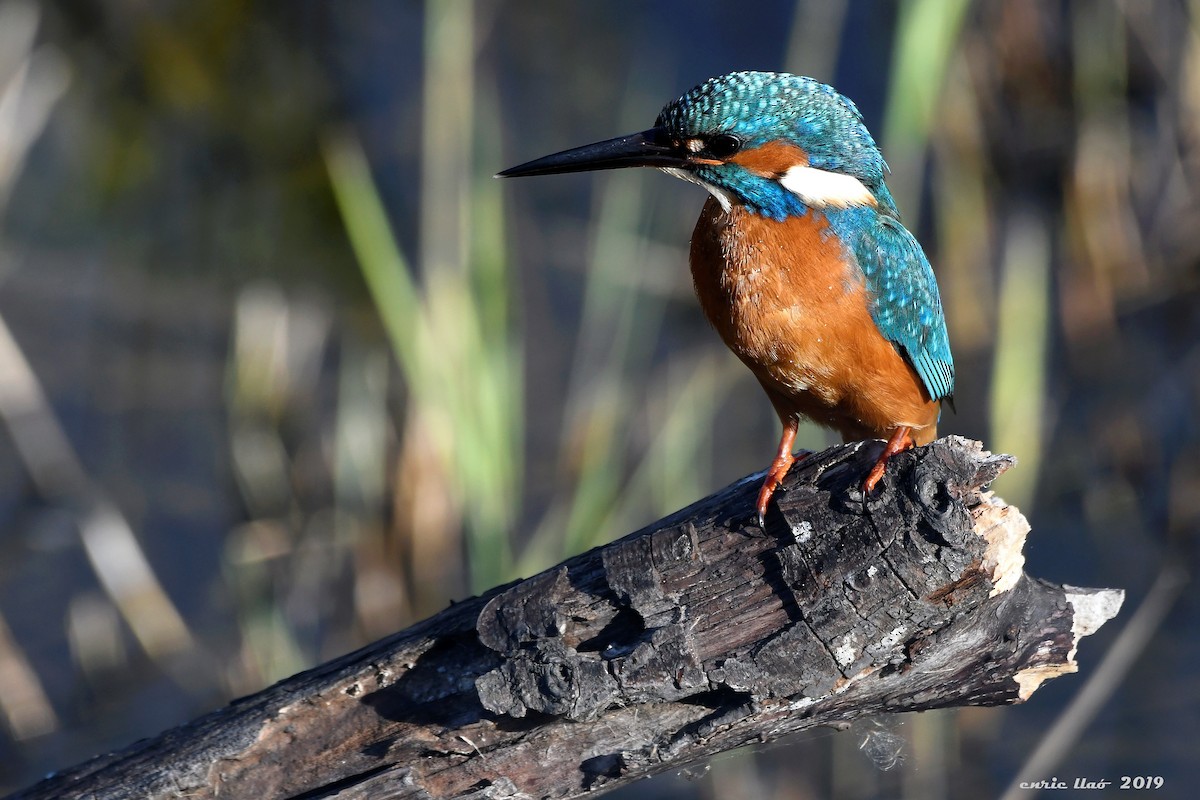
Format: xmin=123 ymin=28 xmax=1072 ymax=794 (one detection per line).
xmin=835 ymin=211 xmax=955 ymax=402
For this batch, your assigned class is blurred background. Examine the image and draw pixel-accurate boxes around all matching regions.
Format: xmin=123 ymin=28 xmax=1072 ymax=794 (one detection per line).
xmin=0 ymin=0 xmax=1196 ymax=797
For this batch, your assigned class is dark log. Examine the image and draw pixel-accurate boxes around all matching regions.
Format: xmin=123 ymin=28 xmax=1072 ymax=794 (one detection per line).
xmin=9 ymin=437 xmax=1123 ymax=800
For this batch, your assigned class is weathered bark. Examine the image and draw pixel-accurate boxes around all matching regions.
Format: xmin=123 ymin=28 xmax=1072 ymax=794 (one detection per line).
xmin=11 ymin=437 xmax=1123 ymax=800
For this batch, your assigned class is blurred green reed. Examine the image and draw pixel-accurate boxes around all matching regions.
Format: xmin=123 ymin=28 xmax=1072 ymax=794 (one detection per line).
xmin=989 ymin=215 xmax=1051 ymax=509
xmin=324 ymin=151 xmax=522 ymax=597
xmin=326 ymin=2 xmax=733 ymax=591
xmin=883 ymin=0 xmax=972 ymax=223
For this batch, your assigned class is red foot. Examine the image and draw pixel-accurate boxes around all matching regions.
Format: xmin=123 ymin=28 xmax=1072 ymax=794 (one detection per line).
xmin=863 ymin=426 xmax=915 ymax=494
xmin=756 ymin=418 xmax=805 ymax=527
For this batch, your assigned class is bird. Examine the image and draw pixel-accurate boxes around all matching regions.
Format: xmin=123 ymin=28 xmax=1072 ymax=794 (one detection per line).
xmin=499 ymin=71 xmax=954 ymax=527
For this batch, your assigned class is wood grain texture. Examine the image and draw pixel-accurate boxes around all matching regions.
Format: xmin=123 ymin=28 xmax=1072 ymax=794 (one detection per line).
xmin=10 ymin=437 xmax=1123 ymax=800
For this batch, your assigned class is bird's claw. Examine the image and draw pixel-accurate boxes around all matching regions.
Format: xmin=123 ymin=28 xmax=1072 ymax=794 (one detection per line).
xmin=754 ymin=480 xmax=778 ymax=529
xmin=861 ymin=426 xmax=915 ymax=495
xmin=755 ymin=448 xmax=810 ymax=528
xmin=862 ymin=460 xmax=887 ymax=494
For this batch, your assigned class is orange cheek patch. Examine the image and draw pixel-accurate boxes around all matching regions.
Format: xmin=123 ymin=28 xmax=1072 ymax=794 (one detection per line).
xmin=728 ymin=141 xmax=809 ymax=177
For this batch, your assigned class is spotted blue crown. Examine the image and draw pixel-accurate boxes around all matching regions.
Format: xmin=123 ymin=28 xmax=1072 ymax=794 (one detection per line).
xmin=656 ymin=71 xmax=899 ymax=218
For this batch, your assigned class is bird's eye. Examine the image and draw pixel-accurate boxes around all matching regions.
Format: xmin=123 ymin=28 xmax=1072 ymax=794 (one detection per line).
xmin=706 ymin=134 xmax=743 ymax=158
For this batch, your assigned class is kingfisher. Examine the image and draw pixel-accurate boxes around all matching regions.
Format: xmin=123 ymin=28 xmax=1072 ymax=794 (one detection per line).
xmin=500 ymin=71 xmax=954 ymax=526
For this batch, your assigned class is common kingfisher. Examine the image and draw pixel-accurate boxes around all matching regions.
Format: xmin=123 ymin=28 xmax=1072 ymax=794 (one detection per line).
xmin=500 ymin=71 xmax=954 ymax=526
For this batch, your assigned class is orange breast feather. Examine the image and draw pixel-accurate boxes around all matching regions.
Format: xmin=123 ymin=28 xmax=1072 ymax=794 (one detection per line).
xmin=688 ymin=197 xmax=939 ymax=444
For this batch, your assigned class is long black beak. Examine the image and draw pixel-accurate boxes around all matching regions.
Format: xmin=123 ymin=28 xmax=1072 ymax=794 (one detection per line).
xmin=497 ymin=127 xmax=685 ymax=178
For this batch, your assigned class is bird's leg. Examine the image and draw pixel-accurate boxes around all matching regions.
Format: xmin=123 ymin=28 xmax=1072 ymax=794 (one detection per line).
xmin=756 ymin=417 xmax=803 ymax=527
xmin=863 ymin=425 xmax=915 ymax=494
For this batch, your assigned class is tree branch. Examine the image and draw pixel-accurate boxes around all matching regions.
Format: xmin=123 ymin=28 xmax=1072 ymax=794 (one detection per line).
xmin=11 ymin=437 xmax=1123 ymax=800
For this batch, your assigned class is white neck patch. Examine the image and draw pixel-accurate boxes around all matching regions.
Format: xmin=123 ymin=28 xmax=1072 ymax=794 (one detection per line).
xmin=777 ymin=165 xmax=876 ymax=209
xmin=661 ymin=167 xmax=734 ymax=212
